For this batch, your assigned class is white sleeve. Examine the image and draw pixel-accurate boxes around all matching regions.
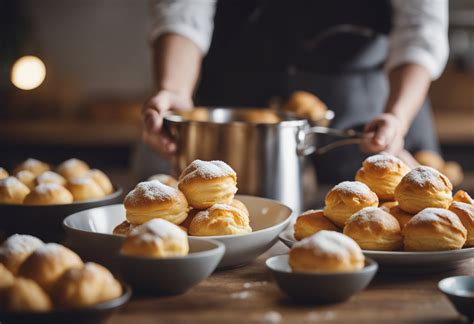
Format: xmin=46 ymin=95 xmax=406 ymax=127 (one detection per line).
xmin=149 ymin=0 xmax=216 ymax=54
xmin=386 ymin=0 xmax=449 ymax=80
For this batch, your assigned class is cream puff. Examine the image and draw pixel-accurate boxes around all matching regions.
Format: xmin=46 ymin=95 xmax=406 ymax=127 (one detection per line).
xmin=284 ymin=91 xmax=328 ymax=121
xmin=1 ymin=278 xmax=53 ymax=312
xmin=388 ymin=206 xmax=414 ymax=229
xmin=147 ymin=173 xmax=179 ymax=188
xmin=112 ymin=221 xmax=137 ymax=236
xmin=0 ymin=176 xmax=30 ymax=204
xmin=0 ymin=167 xmax=8 ymax=180
xmin=15 ymin=170 xmax=36 ymax=190
xmin=189 ymin=204 xmax=252 ymax=236
xmin=323 ymin=181 xmax=379 ymax=227
xmin=13 ymin=158 xmax=50 ymax=177
xmin=66 ymin=177 xmax=105 ymax=201
xmin=294 ymin=209 xmax=339 ymax=241
xmin=355 ymin=153 xmax=411 ymax=201
xmin=379 ymin=201 xmax=398 ymax=211
xmin=0 ymin=263 xmax=14 ymax=290
xmin=343 ymin=207 xmax=403 ymax=251
xmin=230 ymin=198 xmax=249 ymax=217
xmin=402 ymin=208 xmax=467 ymax=251
xmin=449 ymin=202 xmax=474 ymax=247
xmin=23 ymin=183 xmax=73 ymax=205
xmin=0 ymin=234 xmax=44 ymax=275
xmin=178 ymin=160 xmax=237 ymax=209
xmin=56 ymin=158 xmax=90 ymax=180
xmin=289 ymin=230 xmax=364 ymax=273
xmin=86 ymin=169 xmax=113 ymax=195
xmin=453 ymin=190 xmax=473 ymax=205
xmin=120 ymin=219 xmax=189 ymax=257
xmin=395 ymin=166 xmax=453 ymax=214
xmin=35 ymin=170 xmax=67 ymax=186
xmin=124 ymin=180 xmax=188 ymax=225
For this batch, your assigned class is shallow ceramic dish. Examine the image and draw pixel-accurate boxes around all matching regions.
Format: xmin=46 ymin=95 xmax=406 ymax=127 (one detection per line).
xmin=116 ymin=237 xmax=224 ymax=295
xmin=439 ymin=276 xmax=474 ymax=322
xmin=0 ymin=186 xmax=122 ymax=242
xmin=0 ymin=282 xmax=131 ymax=324
xmin=279 ymin=229 xmax=474 ymax=273
xmin=266 ymin=255 xmax=377 ymax=304
xmin=63 ymin=195 xmax=292 ymax=269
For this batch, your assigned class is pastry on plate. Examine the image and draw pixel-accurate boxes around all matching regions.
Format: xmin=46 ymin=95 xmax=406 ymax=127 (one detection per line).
xmin=124 ymin=180 xmax=188 ymax=225
xmin=449 ymin=202 xmax=474 ymax=247
xmin=0 ymin=167 xmax=8 ymax=180
xmin=388 ymin=206 xmax=413 ymax=229
xmin=453 ymin=190 xmax=473 ymax=205
xmin=23 ymin=183 xmax=73 ymax=205
xmin=1 ymin=278 xmax=53 ymax=312
xmin=230 ymin=198 xmax=249 ymax=217
xmin=35 ymin=171 xmax=67 ymax=186
xmin=294 ymin=209 xmax=339 ymax=241
xmin=56 ymin=158 xmax=90 ymax=180
xmin=178 ymin=160 xmax=237 ymax=209
xmin=66 ymin=177 xmax=105 ymax=201
xmin=86 ymin=169 xmax=114 ymax=195
xmin=112 ymin=221 xmax=137 ymax=236
xmin=343 ymin=207 xmax=403 ymax=251
xmin=148 ymin=174 xmax=179 ymax=188
xmin=0 ymin=234 xmax=44 ymax=275
xmin=120 ymin=219 xmax=189 ymax=258
xmin=324 ymin=181 xmax=379 ymax=227
xmin=15 ymin=170 xmax=36 ymax=190
xmin=284 ymin=91 xmax=328 ymax=121
xmin=0 ymin=176 xmax=30 ymax=204
xmin=395 ymin=166 xmax=453 ymax=214
xmin=402 ymin=208 xmax=467 ymax=251
xmin=289 ymin=230 xmax=364 ymax=273
xmin=13 ymin=158 xmax=50 ymax=177
xmin=189 ymin=204 xmax=252 ymax=236
xmin=355 ymin=153 xmax=410 ymax=201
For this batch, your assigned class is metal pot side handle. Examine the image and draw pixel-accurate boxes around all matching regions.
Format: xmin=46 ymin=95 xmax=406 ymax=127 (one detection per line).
xmin=297 ymin=126 xmax=364 ymax=156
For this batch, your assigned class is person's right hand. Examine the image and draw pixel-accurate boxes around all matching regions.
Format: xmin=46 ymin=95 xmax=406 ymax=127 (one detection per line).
xmin=142 ymin=90 xmax=193 ymax=158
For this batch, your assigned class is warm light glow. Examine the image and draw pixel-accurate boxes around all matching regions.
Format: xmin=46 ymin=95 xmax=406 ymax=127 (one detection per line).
xmin=11 ymin=56 xmax=46 ymax=90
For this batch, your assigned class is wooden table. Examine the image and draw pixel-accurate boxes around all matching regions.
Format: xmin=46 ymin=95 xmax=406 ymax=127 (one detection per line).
xmin=110 ymin=242 xmax=473 ymax=324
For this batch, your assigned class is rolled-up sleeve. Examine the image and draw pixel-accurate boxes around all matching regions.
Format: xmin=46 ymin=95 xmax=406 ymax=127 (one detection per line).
xmin=150 ymin=0 xmax=216 ymax=54
xmin=386 ymin=0 xmax=449 ymax=80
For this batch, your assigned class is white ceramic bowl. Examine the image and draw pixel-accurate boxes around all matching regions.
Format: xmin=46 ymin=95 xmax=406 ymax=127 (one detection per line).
xmin=63 ymin=195 xmax=292 ymax=269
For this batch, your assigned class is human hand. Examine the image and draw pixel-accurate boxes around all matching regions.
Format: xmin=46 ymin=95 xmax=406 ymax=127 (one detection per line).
xmin=361 ymin=113 xmax=407 ymax=155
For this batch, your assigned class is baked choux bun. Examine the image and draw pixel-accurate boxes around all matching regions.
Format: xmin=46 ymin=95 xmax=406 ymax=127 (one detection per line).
xmin=148 ymin=173 xmax=179 ymax=188
xmin=402 ymin=208 xmax=467 ymax=251
xmin=243 ymin=110 xmax=280 ymax=124
xmin=15 ymin=170 xmax=36 ymax=190
xmin=355 ymin=153 xmax=411 ymax=200
xmin=323 ymin=181 xmax=379 ymax=227
xmin=35 ymin=170 xmax=67 ymax=186
xmin=289 ymin=230 xmax=364 ymax=273
xmin=120 ymin=219 xmax=189 ymax=257
xmin=453 ymin=190 xmax=473 ymax=205
xmin=449 ymin=202 xmax=474 ymax=247
xmin=230 ymin=198 xmax=249 ymax=217
xmin=294 ymin=209 xmax=339 ymax=241
xmin=112 ymin=221 xmax=137 ymax=236
xmin=180 ymin=209 xmax=200 ymax=230
xmin=24 ymin=183 xmax=74 ymax=205
xmin=284 ymin=91 xmax=328 ymax=121
xmin=56 ymin=158 xmax=90 ymax=180
xmin=395 ymin=166 xmax=453 ymax=214
xmin=343 ymin=207 xmax=403 ymax=251
xmin=379 ymin=200 xmax=398 ymax=211
xmin=86 ymin=169 xmax=113 ymax=195
xmin=0 ymin=234 xmax=44 ymax=275
xmin=13 ymin=158 xmax=50 ymax=177
xmin=0 ymin=167 xmax=8 ymax=179
xmin=178 ymin=160 xmax=237 ymax=209
xmin=52 ymin=262 xmax=122 ymax=309
xmin=0 ymin=263 xmax=14 ymax=290
xmin=2 ymin=278 xmax=53 ymax=312
xmin=66 ymin=177 xmax=105 ymax=201
xmin=0 ymin=176 xmax=30 ymax=204
xmin=124 ymin=180 xmax=188 ymax=225
xmin=189 ymin=204 xmax=252 ymax=236
xmin=18 ymin=243 xmax=84 ymax=292
xmin=388 ymin=206 xmax=413 ymax=229
xmin=414 ymin=150 xmax=445 ymax=170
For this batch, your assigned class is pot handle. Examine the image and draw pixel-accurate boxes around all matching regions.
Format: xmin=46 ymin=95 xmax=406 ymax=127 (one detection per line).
xmin=297 ymin=126 xmax=363 ymax=156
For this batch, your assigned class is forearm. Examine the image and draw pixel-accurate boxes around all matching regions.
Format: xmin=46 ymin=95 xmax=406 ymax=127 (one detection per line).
xmin=152 ymin=33 xmax=203 ymax=98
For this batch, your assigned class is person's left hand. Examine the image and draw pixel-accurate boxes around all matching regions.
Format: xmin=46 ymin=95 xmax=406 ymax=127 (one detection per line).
xmin=361 ymin=113 xmax=407 ymax=155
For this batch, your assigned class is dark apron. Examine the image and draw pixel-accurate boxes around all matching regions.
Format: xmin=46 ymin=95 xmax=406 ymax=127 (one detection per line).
xmin=195 ymin=0 xmax=440 ymax=183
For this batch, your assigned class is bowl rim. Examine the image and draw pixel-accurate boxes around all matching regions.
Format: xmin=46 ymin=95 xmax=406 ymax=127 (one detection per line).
xmin=438 ymin=275 xmax=474 ymax=298
xmin=265 ymin=254 xmax=378 ymax=277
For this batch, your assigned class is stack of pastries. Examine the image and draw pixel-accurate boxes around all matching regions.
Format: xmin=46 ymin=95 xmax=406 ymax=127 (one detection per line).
xmin=0 ymin=234 xmax=122 ymax=312
xmin=294 ymin=153 xmax=474 ymax=252
xmin=0 ymin=158 xmax=114 ymax=205
xmin=114 ymin=159 xmax=252 ymax=237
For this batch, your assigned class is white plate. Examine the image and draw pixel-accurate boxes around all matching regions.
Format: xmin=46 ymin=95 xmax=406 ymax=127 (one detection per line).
xmin=279 ymin=228 xmax=474 ymax=273
xmin=64 ymin=195 xmax=292 ymax=269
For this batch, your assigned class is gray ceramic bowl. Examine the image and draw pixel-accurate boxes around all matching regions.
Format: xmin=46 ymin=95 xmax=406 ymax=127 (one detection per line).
xmin=266 ymin=255 xmax=378 ymax=304
xmin=115 ymin=237 xmax=224 ymax=295
xmin=439 ymin=276 xmax=474 ymax=322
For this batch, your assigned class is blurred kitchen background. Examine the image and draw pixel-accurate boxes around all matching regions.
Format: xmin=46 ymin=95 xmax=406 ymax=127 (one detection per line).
xmin=1 ymin=0 xmax=473 ymax=203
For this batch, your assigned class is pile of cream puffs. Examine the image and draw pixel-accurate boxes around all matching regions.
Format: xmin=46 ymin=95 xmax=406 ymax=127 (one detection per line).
xmin=0 ymin=158 xmax=114 ymax=205
xmin=294 ymin=153 xmax=474 ymax=252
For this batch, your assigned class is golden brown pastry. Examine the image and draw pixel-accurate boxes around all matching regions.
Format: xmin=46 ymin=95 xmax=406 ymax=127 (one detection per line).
xmin=449 ymin=202 xmax=474 ymax=247
xmin=124 ymin=180 xmax=188 ymax=225
xmin=379 ymin=200 xmax=398 ymax=211
xmin=180 ymin=209 xmax=200 ymax=230
xmin=0 ymin=263 xmax=14 ymax=290
xmin=2 ymin=278 xmax=53 ymax=312
xmin=35 ymin=170 xmax=67 ymax=186
xmin=189 ymin=204 xmax=252 ymax=236
xmin=66 ymin=177 xmax=105 ymax=201
xmin=453 ymin=190 xmax=473 ymax=205
xmin=230 ymin=198 xmax=249 ymax=217
xmin=289 ymin=230 xmax=364 ymax=273
xmin=0 ymin=234 xmax=44 ymax=275
xmin=388 ymin=206 xmax=414 ymax=229
xmin=178 ymin=160 xmax=237 ymax=209
xmin=323 ymin=181 xmax=379 ymax=227
xmin=294 ymin=209 xmax=339 ymax=241
xmin=402 ymin=208 xmax=467 ymax=251
xmin=120 ymin=219 xmax=189 ymax=257
xmin=13 ymin=158 xmax=50 ymax=177
xmin=394 ymin=166 xmax=453 ymax=214
xmin=56 ymin=158 xmax=90 ymax=180
xmin=15 ymin=170 xmax=36 ymax=190
xmin=343 ymin=207 xmax=403 ymax=251
xmin=18 ymin=243 xmax=84 ymax=292
xmin=284 ymin=91 xmax=328 ymax=121
xmin=355 ymin=153 xmax=411 ymax=200
xmin=0 ymin=176 xmax=30 ymax=204
xmin=86 ymin=169 xmax=114 ymax=195
xmin=148 ymin=174 xmax=179 ymax=188
xmin=0 ymin=167 xmax=8 ymax=180
xmin=414 ymin=150 xmax=445 ymax=170
xmin=52 ymin=262 xmax=122 ymax=309
xmin=112 ymin=221 xmax=137 ymax=236
xmin=23 ymin=183 xmax=73 ymax=205
xmin=442 ymin=161 xmax=464 ymax=187
xmin=243 ymin=110 xmax=280 ymax=124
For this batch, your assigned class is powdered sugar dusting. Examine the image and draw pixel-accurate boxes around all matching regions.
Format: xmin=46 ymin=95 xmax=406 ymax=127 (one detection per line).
xmin=332 ymin=181 xmax=373 ymax=196
xmin=294 ymin=230 xmax=362 ymax=258
xmin=365 ymin=153 xmax=403 ymax=169
xmin=33 ymin=243 xmax=71 ymax=258
xmin=34 ymin=182 xmax=65 ymax=194
xmin=124 ymin=180 xmax=178 ymax=204
xmin=0 ymin=176 xmax=24 ymax=187
xmin=403 ymin=166 xmax=451 ymax=189
xmin=0 ymin=234 xmax=43 ymax=256
xmin=68 ymin=177 xmax=94 ymax=185
xmin=410 ymin=208 xmax=460 ymax=225
xmin=60 ymin=158 xmax=87 ymax=169
xmin=450 ymin=202 xmax=474 ymax=217
xmin=129 ymin=219 xmax=187 ymax=241
xmin=36 ymin=171 xmax=65 ymax=184
xmin=349 ymin=207 xmax=396 ymax=226
xmin=179 ymin=160 xmax=236 ymax=183
xmin=22 ymin=158 xmax=43 ymax=168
